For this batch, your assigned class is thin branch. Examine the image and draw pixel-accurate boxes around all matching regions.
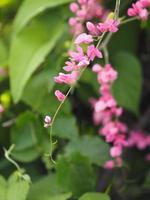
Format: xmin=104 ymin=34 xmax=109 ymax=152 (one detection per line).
xmin=4 ymin=144 xmax=21 ymax=172
xmin=114 ymin=0 xmax=121 ymax=20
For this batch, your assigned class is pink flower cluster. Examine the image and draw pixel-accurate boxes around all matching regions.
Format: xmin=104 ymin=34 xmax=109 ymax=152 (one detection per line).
xmin=54 ymin=33 xmax=102 ymax=102
xmin=127 ymin=130 xmax=150 ymax=162
xmin=69 ymin=0 xmax=108 ymax=35
xmin=86 ymin=18 xmax=120 ymax=36
xmin=91 ymin=63 xmax=128 ymax=168
xmin=128 ymin=0 xmax=150 ymax=20
xmin=127 ymin=130 xmax=150 ymax=150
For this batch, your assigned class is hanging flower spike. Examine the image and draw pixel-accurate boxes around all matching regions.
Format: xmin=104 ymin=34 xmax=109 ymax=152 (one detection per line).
xmin=91 ymin=63 xmax=127 ymax=165
xmin=55 ymin=90 xmax=65 ymax=102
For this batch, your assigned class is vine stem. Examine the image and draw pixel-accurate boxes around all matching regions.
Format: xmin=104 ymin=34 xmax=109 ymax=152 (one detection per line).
xmin=121 ymin=16 xmax=139 ymax=25
xmin=103 ymin=47 xmax=109 ymax=64
xmin=4 ymin=144 xmax=21 ymax=172
xmin=114 ymin=0 xmax=121 ymax=20
xmin=48 ymin=66 xmax=87 ymax=163
xmin=105 ymin=182 xmax=113 ymax=194
xmin=48 ymin=0 xmax=122 ymax=163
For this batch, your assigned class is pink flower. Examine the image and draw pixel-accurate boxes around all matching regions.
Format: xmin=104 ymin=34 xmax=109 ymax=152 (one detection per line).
xmin=74 ymin=33 xmax=93 ymax=44
xmin=92 ymin=64 xmax=102 ymax=73
xmin=95 ymin=100 xmax=107 ymax=112
xmin=101 ymin=122 xmax=119 ymax=137
xmin=107 ymin=19 xmax=120 ymax=33
xmin=87 ymin=45 xmax=103 ymax=61
xmin=69 ymin=45 xmax=84 ymax=62
xmin=111 ymin=107 xmax=123 ymax=117
xmin=110 ymin=146 xmax=122 ymax=157
xmin=116 ymin=157 xmax=123 ymax=167
xmin=63 ymin=61 xmax=75 ymax=72
xmin=77 ymin=57 xmax=89 ymax=67
xmin=97 ymin=64 xmax=118 ymax=84
xmin=127 ymin=0 xmax=150 ymax=20
xmin=114 ymin=135 xmax=128 ymax=147
xmin=140 ymin=0 xmax=150 ymax=7
xmin=55 ymin=90 xmax=65 ymax=102
xmin=54 ymin=72 xmax=77 ymax=85
xmin=139 ymin=8 xmax=148 ymax=20
xmin=78 ymin=0 xmax=87 ymax=5
xmin=97 ymin=19 xmax=120 ymax=33
xmin=104 ymin=160 xmax=114 ymax=169
xmin=86 ymin=22 xmax=99 ymax=35
xmin=70 ymin=3 xmax=79 ymax=13
xmin=69 ymin=18 xmax=77 ymax=26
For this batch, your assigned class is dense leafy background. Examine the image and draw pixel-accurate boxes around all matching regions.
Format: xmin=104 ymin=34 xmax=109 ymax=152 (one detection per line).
xmin=0 ymin=0 xmax=150 ymax=200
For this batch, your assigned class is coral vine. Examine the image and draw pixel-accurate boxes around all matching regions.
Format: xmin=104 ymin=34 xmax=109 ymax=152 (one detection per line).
xmin=91 ymin=63 xmax=128 ymax=167
xmin=44 ymin=0 xmax=150 ymax=166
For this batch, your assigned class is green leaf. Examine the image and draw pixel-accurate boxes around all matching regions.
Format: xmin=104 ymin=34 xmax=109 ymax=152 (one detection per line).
xmin=108 ymin=21 xmax=140 ymax=55
xmin=0 ymin=40 xmax=8 ymax=65
xmin=13 ymin=0 xmax=72 ymax=34
xmin=64 ymin=135 xmax=110 ymax=166
xmin=56 ymin=153 xmax=96 ymax=197
xmin=27 ymin=174 xmax=71 ymax=200
xmin=9 ymin=13 xmax=64 ymax=103
xmin=22 ymin=68 xmax=71 ymax=115
xmin=81 ymin=68 xmax=99 ymax=93
xmin=112 ymin=52 xmax=142 ymax=115
xmin=11 ymin=111 xmax=49 ymax=162
xmin=0 ymin=176 xmax=7 ymax=200
xmin=53 ymin=116 xmax=78 ymax=139
xmin=143 ymin=171 xmax=150 ymax=188
xmin=48 ymin=193 xmax=72 ymax=200
xmin=6 ymin=171 xmax=30 ymax=200
xmin=79 ymin=193 xmax=110 ymax=200
xmin=22 ymin=69 xmax=55 ymax=114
